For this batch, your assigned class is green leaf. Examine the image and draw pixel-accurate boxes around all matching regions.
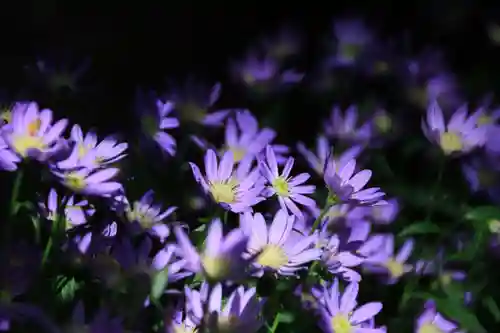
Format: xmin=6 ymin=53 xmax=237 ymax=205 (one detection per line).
xmin=398 ymin=221 xmax=440 ymax=237
xmin=466 ymin=206 xmax=500 ymax=222
xmin=277 ymin=311 xmax=294 ymax=324
xmin=58 ymin=278 xmax=79 ymax=303
xmin=483 ymin=296 xmax=500 ymax=322
xmin=435 ymin=297 xmax=486 ymax=333
xmin=150 ymin=268 xmax=169 ymax=301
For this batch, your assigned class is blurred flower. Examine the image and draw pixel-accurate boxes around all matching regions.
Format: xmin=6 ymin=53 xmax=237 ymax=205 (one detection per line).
xmin=240 ymin=210 xmax=321 ymax=277
xmin=185 ymin=283 xmax=265 ymax=333
xmin=2 ymin=102 xmax=67 ymax=161
xmin=422 ymin=101 xmax=486 ymax=155
xmin=324 ymin=106 xmax=372 ymax=143
xmin=0 ymin=136 xmax=20 ymax=171
xmin=297 ymin=136 xmax=362 ymax=176
xmin=259 ymin=24 xmax=303 ymax=60
xmin=165 ymin=308 xmax=197 ymax=333
xmin=57 ymin=124 xmax=127 ymax=170
xmin=317 ymin=279 xmax=384 ymax=333
xmin=124 ymin=190 xmax=176 ymax=242
xmin=52 ymin=167 xmax=122 ymax=197
xmin=260 ymin=145 xmax=316 ymax=220
xmin=363 ymin=234 xmax=413 ymax=283
xmin=151 ymin=244 xmax=192 ymax=284
xmin=415 ymin=250 xmax=466 ymax=288
xmin=369 ymin=198 xmax=399 ymax=224
xmin=169 ymin=80 xmax=228 ymax=126
xmin=415 ymin=300 xmax=463 ymax=333
xmin=331 ymin=18 xmax=373 ymax=67
xmin=174 ymin=218 xmax=249 ymax=282
xmin=189 ymin=149 xmax=265 ymax=213
xmin=324 ymin=157 xmax=385 ymax=206
xmin=371 ymin=109 xmax=394 ymax=136
xmin=462 ymin=154 xmax=500 ymax=202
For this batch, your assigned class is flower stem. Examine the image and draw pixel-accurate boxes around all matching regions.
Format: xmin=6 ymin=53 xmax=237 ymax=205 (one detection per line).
xmin=309 ymin=204 xmax=332 ymax=235
xmin=270 ymin=312 xmax=281 ymax=333
xmin=9 ymin=170 xmax=23 ymax=218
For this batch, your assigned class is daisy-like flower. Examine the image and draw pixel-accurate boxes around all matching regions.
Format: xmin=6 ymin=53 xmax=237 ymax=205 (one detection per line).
xmin=189 ymin=149 xmax=265 ymax=213
xmin=240 ymin=210 xmax=321 ymax=276
xmin=297 ymin=135 xmax=363 ymax=176
xmin=324 ymin=156 xmax=385 ymax=206
xmin=369 ymin=198 xmax=399 ymax=224
xmin=138 ymin=97 xmax=179 ymax=156
xmin=174 ymin=218 xmax=249 ymax=282
xmin=318 ymin=222 xmax=370 ymax=282
xmin=151 ymin=244 xmax=192 ymax=284
xmin=331 ymin=18 xmax=373 ymax=67
xmin=324 ymin=105 xmax=372 ymax=143
xmin=2 ymin=102 xmax=67 ymax=161
xmin=185 ymin=283 xmax=265 ymax=333
xmin=169 ymin=79 xmax=229 ymax=126
xmin=260 ymin=145 xmax=316 ymax=220
xmin=0 ymin=136 xmax=20 ymax=171
xmin=40 ymin=188 xmax=95 ymax=231
xmin=57 ymin=124 xmax=127 ymax=170
xmin=422 ymin=101 xmax=487 ymax=155
xmin=363 ymin=234 xmax=414 ymax=284
xmin=124 ymin=190 xmax=177 ymax=242
xmin=415 ymin=300 xmax=463 ymax=333
xmin=165 ymin=309 xmax=197 ymax=333
xmin=52 ymin=167 xmax=122 ymax=197
xmin=317 ymin=279 xmax=384 ymax=333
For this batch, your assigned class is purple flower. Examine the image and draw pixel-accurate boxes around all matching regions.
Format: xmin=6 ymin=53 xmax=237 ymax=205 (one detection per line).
xmin=174 ymin=218 xmax=249 ymax=281
xmin=324 ymin=106 xmax=372 ymax=143
xmin=52 ymin=167 xmax=122 ymax=197
xmin=151 ymin=244 xmax=192 ymax=283
xmin=369 ymin=198 xmax=399 ymax=224
xmin=185 ymin=283 xmax=265 ymax=333
xmin=331 ymin=18 xmax=373 ymax=67
xmin=415 ymin=300 xmax=463 ymax=333
xmin=297 ymin=135 xmax=363 ymax=176
xmin=317 ymin=279 xmax=383 ymax=333
xmin=189 ymin=149 xmax=265 ymax=213
xmin=139 ymin=99 xmax=179 ymax=156
xmin=318 ymin=222 xmax=370 ymax=282
xmin=40 ymin=188 xmax=95 ymax=230
xmin=462 ymin=154 xmax=500 ymax=200
xmin=260 ymin=145 xmax=316 ymax=220
xmin=124 ymin=190 xmax=176 ymax=242
xmin=363 ymin=234 xmax=414 ymax=283
xmin=0 ymin=135 xmax=20 ymax=171
xmin=324 ymin=157 xmax=385 ymax=206
xmin=165 ymin=309 xmax=197 ymax=333
xmin=240 ymin=209 xmax=321 ymax=276
xmin=422 ymin=101 xmax=487 ymax=155
xmin=2 ymin=102 xmax=67 ymax=161
xmin=169 ymin=80 xmax=229 ymax=126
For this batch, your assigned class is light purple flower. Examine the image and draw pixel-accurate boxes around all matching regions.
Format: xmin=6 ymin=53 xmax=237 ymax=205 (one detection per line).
xmin=260 ymin=145 xmax=316 ymax=220
xmin=124 ymin=190 xmax=177 ymax=242
xmin=52 ymin=167 xmax=122 ymax=197
xmin=324 ymin=106 xmax=372 ymax=143
xmin=170 ymin=80 xmax=229 ymax=126
xmin=2 ymin=102 xmax=67 ymax=161
xmin=369 ymin=198 xmax=399 ymax=224
xmin=189 ymin=149 xmax=265 ymax=213
xmin=422 ymin=101 xmax=487 ymax=155
xmin=331 ymin=19 xmax=373 ymax=67
xmin=297 ymin=135 xmax=363 ymax=176
xmin=165 ymin=309 xmax=197 ymax=333
xmin=324 ymin=157 xmax=385 ymax=206
xmin=139 ymin=99 xmax=179 ymax=156
xmin=174 ymin=218 xmax=249 ymax=281
xmin=151 ymin=244 xmax=192 ymax=284
xmin=317 ymin=279 xmax=384 ymax=333
xmin=415 ymin=300 xmax=463 ymax=333
xmin=363 ymin=234 xmax=414 ymax=283
xmin=240 ymin=209 xmax=321 ymax=276
xmin=0 ymin=135 xmax=20 ymax=171
xmin=185 ymin=283 xmax=265 ymax=333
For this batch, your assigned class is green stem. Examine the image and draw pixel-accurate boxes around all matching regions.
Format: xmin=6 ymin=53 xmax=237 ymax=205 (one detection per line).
xmin=223 ymin=210 xmax=229 ymax=224
xmin=426 ymin=157 xmax=445 ymax=221
xmin=9 ymin=170 xmax=23 ymax=218
xmin=270 ymin=313 xmax=281 ymax=333
xmin=309 ymin=204 xmax=332 ymax=235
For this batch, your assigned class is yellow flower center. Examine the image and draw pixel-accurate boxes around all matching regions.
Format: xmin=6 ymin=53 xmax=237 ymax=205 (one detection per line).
xmin=216 ymin=315 xmax=240 ymax=333
xmin=64 ymin=172 xmax=87 ymax=191
xmin=202 ymin=255 xmax=231 ymax=281
xmin=385 ymin=258 xmax=405 ymax=278
xmin=209 ymin=181 xmax=237 ymax=204
xmin=257 ymin=244 xmax=288 ymax=269
xmin=126 ymin=207 xmax=154 ymax=229
xmin=228 ymin=147 xmax=246 ymax=163
xmin=331 ymin=313 xmax=353 ymax=333
xmin=27 ymin=119 xmax=41 ymax=136
xmin=439 ymin=273 xmax=452 ymax=286
xmin=477 ymin=114 xmax=492 ymax=126
xmin=374 ymin=114 xmax=392 ymax=133
xmin=179 ymin=102 xmax=205 ymax=122
xmin=11 ymin=134 xmax=46 ymax=157
xmin=0 ymin=109 xmax=11 ymax=123
xmin=439 ymin=131 xmax=462 ymax=154
xmin=339 ymin=43 xmax=361 ymax=61
xmin=173 ymin=324 xmax=197 ymax=333
xmin=418 ymin=323 xmax=444 ymax=333
xmin=77 ymin=143 xmax=92 ymax=158
xmin=272 ymin=177 xmax=290 ymax=197
xmin=243 ymin=72 xmax=256 ymax=85
xmin=488 ymin=219 xmax=500 ymax=234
